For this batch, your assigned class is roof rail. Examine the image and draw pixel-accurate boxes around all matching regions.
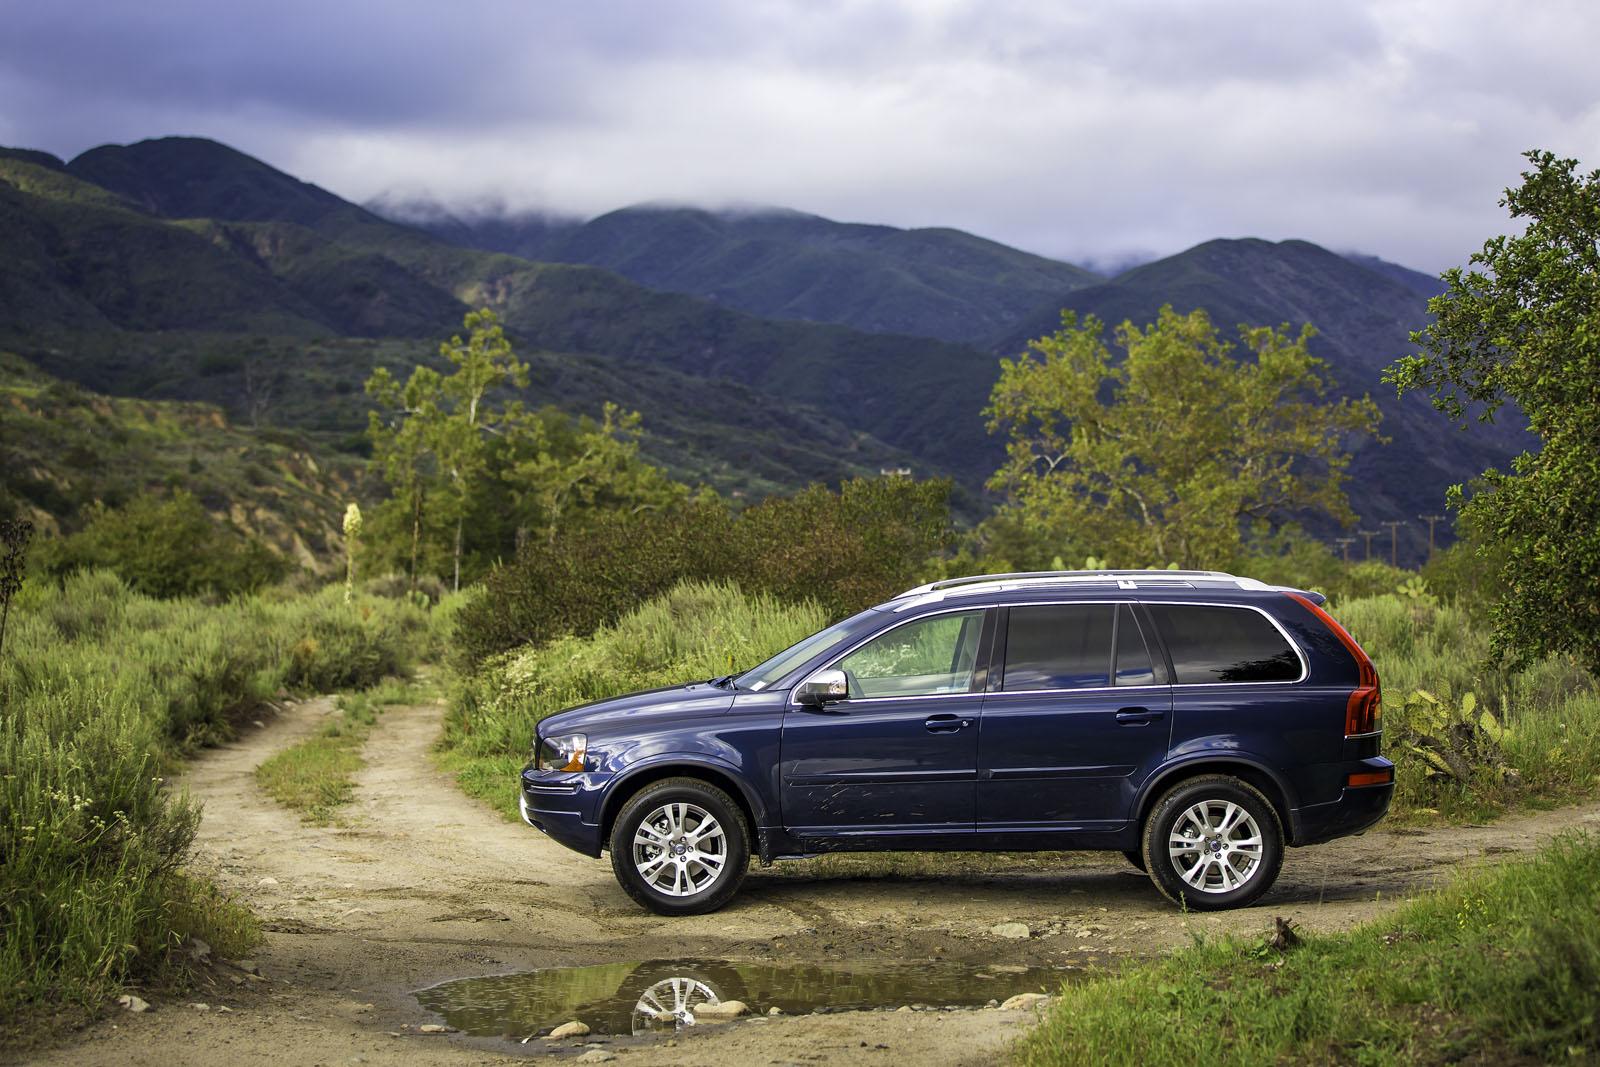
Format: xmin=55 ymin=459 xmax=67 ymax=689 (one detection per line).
xmin=896 ymin=569 xmax=1237 ymax=599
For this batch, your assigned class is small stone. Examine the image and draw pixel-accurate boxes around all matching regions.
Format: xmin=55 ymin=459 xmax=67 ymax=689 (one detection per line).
xmin=216 ymin=1005 xmax=234 ymax=1013
xmin=990 ymin=922 xmax=1031 ymax=940
xmin=257 ymin=877 xmax=279 ymax=887
xmin=767 ymin=1006 xmax=783 ymax=1016
xmin=235 ymin=960 xmax=261 ymax=975
xmin=252 ymin=720 xmax=267 ymax=729
xmin=187 ymin=937 xmax=212 ymax=962
xmin=418 ymin=1023 xmax=451 ymax=1034
xmin=694 ymin=1000 xmax=749 ymax=1019
xmin=985 ymin=999 xmax=1000 ymax=1009
xmin=577 ymin=1052 xmax=616 ymax=1064
xmin=547 ymin=1020 xmax=591 ymax=1039
xmin=895 ymin=1005 xmax=913 ymax=1013
xmin=1000 ymin=993 xmax=1050 ymax=1012
xmin=187 ymin=1002 xmax=211 ymax=1011
xmin=117 ymin=994 xmax=151 ymax=1013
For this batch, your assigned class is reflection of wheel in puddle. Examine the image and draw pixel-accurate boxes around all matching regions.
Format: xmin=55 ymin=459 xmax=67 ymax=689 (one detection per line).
xmin=631 ymin=976 xmax=721 ymax=1034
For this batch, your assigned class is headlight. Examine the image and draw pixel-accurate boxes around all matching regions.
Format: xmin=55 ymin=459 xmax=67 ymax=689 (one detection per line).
xmin=535 ymin=733 xmax=588 ymax=772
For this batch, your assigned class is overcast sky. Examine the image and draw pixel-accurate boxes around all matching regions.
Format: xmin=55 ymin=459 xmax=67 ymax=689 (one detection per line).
xmin=2 ymin=0 xmax=1596 ymax=272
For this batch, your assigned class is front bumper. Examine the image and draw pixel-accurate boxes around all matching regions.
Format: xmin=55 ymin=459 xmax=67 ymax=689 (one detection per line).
xmin=520 ymin=770 xmax=606 ymax=858
xmin=1288 ymin=756 xmax=1395 ymax=846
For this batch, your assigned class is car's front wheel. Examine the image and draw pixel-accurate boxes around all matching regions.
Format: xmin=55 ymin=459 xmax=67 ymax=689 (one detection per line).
xmin=1142 ymin=775 xmax=1283 ymax=910
xmin=609 ymin=777 xmax=750 ymax=915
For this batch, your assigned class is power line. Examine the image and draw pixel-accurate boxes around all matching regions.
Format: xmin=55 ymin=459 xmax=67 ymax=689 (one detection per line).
xmin=1334 ymin=536 xmax=1357 ymax=563
xmin=1358 ymin=529 xmax=1379 ymax=560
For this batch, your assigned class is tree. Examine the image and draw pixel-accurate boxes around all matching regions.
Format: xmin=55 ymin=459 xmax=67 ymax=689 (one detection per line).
xmin=1384 ymin=150 xmax=1600 ymax=672
xmin=984 ymin=307 xmax=1381 ymax=568
xmin=365 ymin=363 xmax=443 ymax=592
xmin=366 ymin=309 xmax=529 ymax=592
xmin=365 ymin=310 xmax=686 ymax=588
xmin=510 ymin=403 xmax=686 ymax=546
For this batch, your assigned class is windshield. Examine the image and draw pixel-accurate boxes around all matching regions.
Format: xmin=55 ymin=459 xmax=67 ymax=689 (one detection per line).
xmin=734 ymin=607 xmax=887 ymax=691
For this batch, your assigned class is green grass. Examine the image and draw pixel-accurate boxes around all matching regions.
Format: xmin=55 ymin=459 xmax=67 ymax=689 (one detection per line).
xmin=1016 ymin=831 xmax=1600 ymax=1065
xmin=441 ymin=579 xmax=827 ymax=817
xmin=255 ymin=678 xmax=424 ymax=824
xmin=0 ymin=570 xmax=445 ymax=1016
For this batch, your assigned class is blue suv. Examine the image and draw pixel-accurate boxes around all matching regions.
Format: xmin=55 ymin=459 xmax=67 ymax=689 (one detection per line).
xmin=520 ymin=571 xmax=1392 ymax=914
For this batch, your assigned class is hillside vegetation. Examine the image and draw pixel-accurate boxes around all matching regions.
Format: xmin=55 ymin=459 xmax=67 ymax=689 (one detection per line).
xmin=0 ymin=352 xmax=357 ymax=566
xmin=379 ymin=199 xmax=1102 ymax=344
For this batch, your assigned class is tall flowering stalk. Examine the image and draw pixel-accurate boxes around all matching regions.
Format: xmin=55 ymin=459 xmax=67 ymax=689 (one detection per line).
xmin=342 ymin=504 xmax=363 ymax=604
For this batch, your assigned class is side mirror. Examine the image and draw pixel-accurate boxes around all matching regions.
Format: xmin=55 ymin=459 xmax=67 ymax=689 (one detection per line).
xmin=794 ymin=668 xmax=849 ymax=707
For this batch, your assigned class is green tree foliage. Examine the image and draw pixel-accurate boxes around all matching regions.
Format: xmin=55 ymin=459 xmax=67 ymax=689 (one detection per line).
xmin=1385 ymin=150 xmax=1600 ymax=673
xmin=455 ymin=476 xmax=952 ymax=663
xmin=38 ymin=492 xmax=284 ymax=598
xmin=364 ymin=310 xmax=683 ymax=589
xmin=983 ymin=307 xmax=1381 ymax=568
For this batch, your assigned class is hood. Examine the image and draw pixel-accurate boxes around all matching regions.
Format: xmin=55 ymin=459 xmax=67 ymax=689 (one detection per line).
xmin=537 ymin=681 xmax=736 ymax=738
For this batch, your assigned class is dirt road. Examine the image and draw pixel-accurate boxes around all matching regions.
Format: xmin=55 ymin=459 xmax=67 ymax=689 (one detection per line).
xmin=26 ymin=697 xmax=1600 ymax=1066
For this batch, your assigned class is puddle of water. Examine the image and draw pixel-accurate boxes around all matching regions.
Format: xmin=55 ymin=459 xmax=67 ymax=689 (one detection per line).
xmin=416 ymin=958 xmax=1078 ymax=1039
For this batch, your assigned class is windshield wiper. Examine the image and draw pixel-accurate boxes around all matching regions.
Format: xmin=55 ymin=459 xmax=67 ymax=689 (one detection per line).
xmin=708 ymin=671 xmax=744 ymax=690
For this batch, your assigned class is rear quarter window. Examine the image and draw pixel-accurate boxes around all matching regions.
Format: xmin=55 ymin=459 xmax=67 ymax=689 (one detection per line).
xmin=1145 ymin=603 xmax=1302 ymax=684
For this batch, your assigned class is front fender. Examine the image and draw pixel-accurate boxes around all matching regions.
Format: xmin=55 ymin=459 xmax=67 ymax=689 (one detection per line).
xmin=599 ymin=751 xmax=770 ymax=838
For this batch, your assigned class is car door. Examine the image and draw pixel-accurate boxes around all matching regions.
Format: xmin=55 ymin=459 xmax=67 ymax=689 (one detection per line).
xmin=977 ymin=602 xmax=1173 ymax=837
xmin=780 ymin=608 xmax=990 ymax=841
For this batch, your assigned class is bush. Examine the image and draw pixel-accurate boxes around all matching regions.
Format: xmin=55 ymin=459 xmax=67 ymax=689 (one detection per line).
xmin=443 ymin=580 xmax=828 ymax=815
xmin=37 ymin=492 xmax=286 ymax=598
xmin=0 ymin=572 xmax=443 ymax=1013
xmin=454 ymin=477 xmax=950 ymax=664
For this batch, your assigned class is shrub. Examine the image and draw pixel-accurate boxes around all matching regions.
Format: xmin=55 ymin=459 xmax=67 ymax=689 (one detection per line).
xmin=443 ymin=580 xmax=828 ymax=814
xmin=1337 ymin=593 xmax=1600 ymax=818
xmin=37 ymin=491 xmax=286 ymax=598
xmin=455 ymin=477 xmax=950 ymax=664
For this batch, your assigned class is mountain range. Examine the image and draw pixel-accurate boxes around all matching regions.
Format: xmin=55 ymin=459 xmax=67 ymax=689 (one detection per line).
xmin=0 ymin=136 xmax=1530 ymax=564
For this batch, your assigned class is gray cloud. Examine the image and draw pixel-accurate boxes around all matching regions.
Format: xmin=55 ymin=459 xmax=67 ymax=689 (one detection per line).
xmin=2 ymin=0 xmax=1596 ymax=271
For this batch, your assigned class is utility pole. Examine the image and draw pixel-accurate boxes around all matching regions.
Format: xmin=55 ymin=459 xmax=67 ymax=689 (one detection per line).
xmin=1419 ymin=514 xmax=1447 ymax=557
xmin=1381 ymin=520 xmax=1406 ymax=567
xmin=1358 ymin=529 xmax=1379 ymax=560
xmin=1335 ymin=536 xmax=1357 ymax=563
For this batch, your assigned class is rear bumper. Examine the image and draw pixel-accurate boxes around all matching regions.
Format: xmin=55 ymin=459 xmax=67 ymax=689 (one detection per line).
xmin=520 ymin=772 xmax=605 ymax=858
xmin=1288 ymin=757 xmax=1395 ymax=846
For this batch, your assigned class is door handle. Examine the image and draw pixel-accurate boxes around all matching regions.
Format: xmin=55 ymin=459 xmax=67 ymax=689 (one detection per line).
xmin=1115 ymin=707 xmax=1166 ymax=726
xmin=924 ymin=713 xmax=973 ymax=733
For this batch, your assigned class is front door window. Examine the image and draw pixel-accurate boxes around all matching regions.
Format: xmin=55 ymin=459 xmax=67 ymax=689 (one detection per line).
xmin=835 ymin=610 xmax=984 ymax=699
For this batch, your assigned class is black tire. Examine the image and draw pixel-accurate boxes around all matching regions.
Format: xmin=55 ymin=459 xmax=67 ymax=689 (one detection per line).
xmin=1142 ymin=775 xmax=1283 ymax=911
xmin=609 ymin=777 xmax=750 ymax=915
xmin=1121 ymin=849 xmax=1147 ymax=872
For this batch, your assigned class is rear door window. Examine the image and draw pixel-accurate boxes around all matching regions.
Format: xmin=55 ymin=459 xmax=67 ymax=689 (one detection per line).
xmin=1001 ymin=604 xmax=1115 ymax=690
xmin=1144 ymin=604 xmax=1302 ymax=684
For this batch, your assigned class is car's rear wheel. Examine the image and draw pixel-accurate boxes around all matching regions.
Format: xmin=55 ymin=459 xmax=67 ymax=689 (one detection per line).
xmin=609 ymin=777 xmax=750 ymax=915
xmin=1142 ymin=775 xmax=1282 ymax=911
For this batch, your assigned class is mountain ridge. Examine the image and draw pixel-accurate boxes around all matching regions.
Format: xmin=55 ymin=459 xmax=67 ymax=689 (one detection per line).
xmin=2 ymin=135 xmax=1524 ymax=562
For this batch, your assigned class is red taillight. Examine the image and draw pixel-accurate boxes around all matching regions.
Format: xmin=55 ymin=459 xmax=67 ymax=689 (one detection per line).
xmin=1287 ymin=593 xmax=1382 ymax=737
